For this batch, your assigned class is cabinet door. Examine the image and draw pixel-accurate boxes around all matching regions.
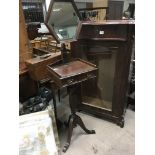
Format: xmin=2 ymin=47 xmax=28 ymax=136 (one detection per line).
xmin=81 ymin=46 xmax=118 ymax=111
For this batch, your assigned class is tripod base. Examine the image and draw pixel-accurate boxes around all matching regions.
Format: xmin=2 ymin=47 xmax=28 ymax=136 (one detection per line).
xmin=62 ymin=113 xmax=95 ymax=152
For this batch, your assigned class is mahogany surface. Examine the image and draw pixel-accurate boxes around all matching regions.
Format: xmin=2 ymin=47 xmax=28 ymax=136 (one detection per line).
xmin=47 ymin=59 xmax=97 ymax=88
xmin=52 ymin=60 xmax=96 ymax=77
xmin=79 ymin=20 xmax=135 ymax=25
xmin=47 ymin=59 xmax=97 ymax=152
xmin=70 ymin=20 xmax=135 ymax=128
xmin=76 ymin=20 xmax=134 ymax=41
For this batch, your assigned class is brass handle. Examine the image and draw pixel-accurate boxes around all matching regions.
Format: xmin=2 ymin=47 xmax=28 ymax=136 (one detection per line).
xmin=67 ymin=79 xmax=74 ymax=85
xmin=87 ymin=74 xmax=94 ymax=79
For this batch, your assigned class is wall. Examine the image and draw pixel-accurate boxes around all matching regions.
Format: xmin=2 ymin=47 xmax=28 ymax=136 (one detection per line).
xmin=108 ymin=0 xmax=135 ymax=11
xmin=93 ymin=0 xmax=108 ymax=20
xmin=75 ymin=2 xmax=87 ymax=9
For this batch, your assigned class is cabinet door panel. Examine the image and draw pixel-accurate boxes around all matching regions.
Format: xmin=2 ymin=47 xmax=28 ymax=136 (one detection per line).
xmin=81 ymin=46 xmax=118 ymax=110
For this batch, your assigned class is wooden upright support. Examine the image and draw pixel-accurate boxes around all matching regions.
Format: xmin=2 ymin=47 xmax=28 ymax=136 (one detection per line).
xmin=19 ymin=0 xmax=32 ymax=64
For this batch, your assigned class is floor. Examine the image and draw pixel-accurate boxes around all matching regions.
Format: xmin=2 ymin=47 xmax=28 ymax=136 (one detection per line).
xmin=51 ymin=88 xmax=135 ymax=155
xmin=57 ymin=109 xmax=135 ymax=155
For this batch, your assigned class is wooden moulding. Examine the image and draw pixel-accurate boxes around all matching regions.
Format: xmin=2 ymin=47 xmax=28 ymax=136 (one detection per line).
xmin=76 ymin=20 xmax=135 ymax=41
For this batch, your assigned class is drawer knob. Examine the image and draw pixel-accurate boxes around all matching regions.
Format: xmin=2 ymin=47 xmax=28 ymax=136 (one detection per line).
xmin=87 ymin=74 xmax=93 ymax=79
xmin=67 ymin=79 xmax=74 ymax=84
xmin=99 ymin=31 xmax=104 ymax=35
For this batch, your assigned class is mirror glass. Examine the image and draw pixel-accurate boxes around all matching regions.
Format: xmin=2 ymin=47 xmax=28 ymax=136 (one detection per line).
xmin=47 ymin=2 xmax=79 ymax=41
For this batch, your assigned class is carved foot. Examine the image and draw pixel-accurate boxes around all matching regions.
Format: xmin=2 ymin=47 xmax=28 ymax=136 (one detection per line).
xmin=63 ymin=114 xmax=95 ymax=153
xmin=117 ymin=118 xmax=124 ymax=128
xmin=76 ymin=114 xmax=96 ymax=134
xmin=63 ymin=143 xmax=70 ymax=153
xmin=87 ymin=130 xmax=96 ymax=134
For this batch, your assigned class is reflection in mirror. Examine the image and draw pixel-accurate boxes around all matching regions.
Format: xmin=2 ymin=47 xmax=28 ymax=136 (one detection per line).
xmin=45 ymin=0 xmax=51 ymax=11
xmin=46 ymin=1 xmax=80 ymax=41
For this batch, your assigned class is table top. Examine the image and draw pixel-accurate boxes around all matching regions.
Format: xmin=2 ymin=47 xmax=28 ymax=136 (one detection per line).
xmin=51 ymin=60 xmax=96 ymax=78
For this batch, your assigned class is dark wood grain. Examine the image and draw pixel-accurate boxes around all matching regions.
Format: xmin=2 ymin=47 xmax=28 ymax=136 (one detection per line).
xmin=70 ymin=20 xmax=135 ymax=128
xmin=19 ymin=72 xmax=37 ymax=102
xmin=47 ymin=59 xmax=96 ymax=152
xmin=51 ymin=60 xmax=96 ymax=77
xmin=47 ymin=58 xmax=98 ymax=87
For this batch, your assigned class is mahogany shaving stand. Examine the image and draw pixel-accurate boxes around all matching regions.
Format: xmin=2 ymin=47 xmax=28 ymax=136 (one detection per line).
xmin=47 ymin=59 xmax=97 ymax=152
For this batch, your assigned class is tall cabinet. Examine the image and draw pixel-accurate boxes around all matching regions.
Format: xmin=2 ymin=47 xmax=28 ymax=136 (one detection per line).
xmin=70 ymin=20 xmax=135 ymax=127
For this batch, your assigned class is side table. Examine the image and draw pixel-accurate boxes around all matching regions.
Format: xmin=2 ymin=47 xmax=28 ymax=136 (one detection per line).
xmin=47 ymin=59 xmax=98 ymax=152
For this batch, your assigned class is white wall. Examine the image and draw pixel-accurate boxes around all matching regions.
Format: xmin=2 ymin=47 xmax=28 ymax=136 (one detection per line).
xmin=75 ymin=2 xmax=87 ymax=9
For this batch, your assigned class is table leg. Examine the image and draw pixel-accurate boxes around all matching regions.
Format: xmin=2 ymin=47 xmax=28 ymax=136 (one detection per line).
xmin=63 ymin=113 xmax=95 ymax=152
xmin=62 ymin=84 xmax=96 ymax=152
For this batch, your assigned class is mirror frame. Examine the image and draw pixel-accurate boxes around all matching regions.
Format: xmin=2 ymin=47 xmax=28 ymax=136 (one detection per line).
xmin=45 ymin=0 xmax=82 ymax=43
